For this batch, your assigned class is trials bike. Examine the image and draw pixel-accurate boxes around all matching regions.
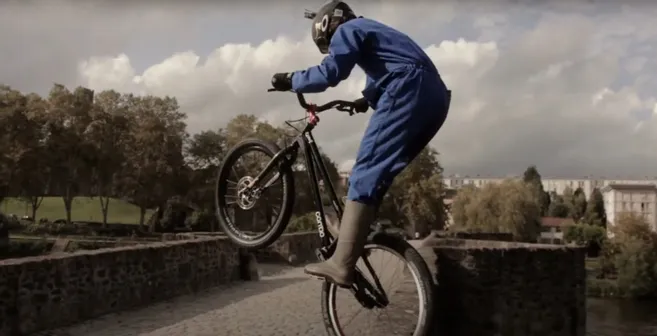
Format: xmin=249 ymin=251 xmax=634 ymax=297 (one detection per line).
xmin=215 ymin=91 xmax=435 ymax=335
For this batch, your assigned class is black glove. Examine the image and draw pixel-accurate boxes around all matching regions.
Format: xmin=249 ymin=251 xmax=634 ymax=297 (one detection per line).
xmin=353 ymin=97 xmax=369 ymax=113
xmin=271 ymin=72 xmax=293 ymax=91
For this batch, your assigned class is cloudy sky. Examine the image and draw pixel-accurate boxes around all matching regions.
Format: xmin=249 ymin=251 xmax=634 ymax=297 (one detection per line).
xmin=2 ymin=1 xmax=656 ymax=178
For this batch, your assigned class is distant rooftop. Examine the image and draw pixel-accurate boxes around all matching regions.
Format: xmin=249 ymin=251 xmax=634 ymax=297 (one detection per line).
xmin=601 ymin=184 xmax=657 ymax=192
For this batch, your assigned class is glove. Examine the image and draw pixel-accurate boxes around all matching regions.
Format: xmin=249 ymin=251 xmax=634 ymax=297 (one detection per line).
xmin=271 ymin=72 xmax=293 ymax=91
xmin=353 ymin=97 xmax=369 ymax=113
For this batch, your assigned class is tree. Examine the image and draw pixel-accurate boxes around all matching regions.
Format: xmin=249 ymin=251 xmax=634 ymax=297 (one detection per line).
xmin=583 ymin=188 xmax=607 ymax=226
xmin=45 ymin=85 xmax=97 ymax=224
xmin=522 ymin=165 xmax=550 ymax=216
xmin=451 ymin=179 xmax=541 ymax=241
xmin=563 ymin=222 xmax=606 ymax=256
xmin=185 ymin=130 xmax=227 ymax=230
xmin=0 ymin=85 xmax=30 ymax=203
xmin=16 ymin=93 xmax=52 ymax=220
xmin=119 ymin=95 xmax=187 ymax=227
xmin=561 ymin=186 xmax=576 ymax=218
xmin=547 ymin=194 xmax=570 ymax=218
xmin=86 ymin=90 xmax=133 ymax=226
xmin=571 ymin=187 xmax=587 ymax=221
xmin=380 ymin=148 xmax=447 ymax=235
xmin=609 ymin=213 xmax=657 ymax=298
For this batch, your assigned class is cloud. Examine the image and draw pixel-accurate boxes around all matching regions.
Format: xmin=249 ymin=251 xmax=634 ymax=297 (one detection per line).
xmin=3 ymin=2 xmax=657 ymax=177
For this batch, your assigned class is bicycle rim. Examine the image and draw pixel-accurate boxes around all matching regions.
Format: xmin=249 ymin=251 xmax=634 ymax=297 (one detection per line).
xmin=216 ymin=139 xmax=293 ymax=248
xmin=323 ymin=243 xmax=430 ymax=336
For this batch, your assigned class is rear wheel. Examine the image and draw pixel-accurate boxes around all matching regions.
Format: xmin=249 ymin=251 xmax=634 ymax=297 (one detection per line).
xmin=215 ymin=139 xmax=295 ymax=249
xmin=321 ymin=234 xmax=435 ymax=335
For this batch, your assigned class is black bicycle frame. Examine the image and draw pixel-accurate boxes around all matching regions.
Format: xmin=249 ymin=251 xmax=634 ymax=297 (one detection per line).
xmin=247 ymin=106 xmax=389 ymax=309
xmin=248 ymin=123 xmax=342 ymax=248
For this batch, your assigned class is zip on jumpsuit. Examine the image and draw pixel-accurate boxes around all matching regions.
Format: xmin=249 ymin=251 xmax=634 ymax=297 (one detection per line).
xmin=291 ymin=17 xmax=450 ymax=287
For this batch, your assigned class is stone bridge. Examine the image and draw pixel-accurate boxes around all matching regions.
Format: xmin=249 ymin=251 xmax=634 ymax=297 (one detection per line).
xmin=0 ymin=232 xmax=586 ymax=336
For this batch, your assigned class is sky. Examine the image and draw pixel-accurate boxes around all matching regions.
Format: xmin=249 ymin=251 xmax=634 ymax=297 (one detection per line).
xmin=1 ymin=0 xmax=657 ymax=178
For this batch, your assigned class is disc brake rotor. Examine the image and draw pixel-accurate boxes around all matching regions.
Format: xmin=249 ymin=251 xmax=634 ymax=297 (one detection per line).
xmin=236 ymin=176 xmax=258 ymax=210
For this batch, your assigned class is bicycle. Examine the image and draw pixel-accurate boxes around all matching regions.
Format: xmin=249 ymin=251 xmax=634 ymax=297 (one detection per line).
xmin=215 ymin=91 xmax=435 ymax=335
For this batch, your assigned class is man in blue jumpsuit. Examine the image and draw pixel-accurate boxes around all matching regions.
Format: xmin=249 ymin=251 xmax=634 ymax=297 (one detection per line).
xmin=270 ymin=0 xmax=450 ymax=287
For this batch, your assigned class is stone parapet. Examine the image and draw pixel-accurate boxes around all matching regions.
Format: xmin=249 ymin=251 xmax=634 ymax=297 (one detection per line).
xmin=414 ymin=238 xmax=586 ymax=336
xmin=0 ymin=237 xmax=243 ymax=335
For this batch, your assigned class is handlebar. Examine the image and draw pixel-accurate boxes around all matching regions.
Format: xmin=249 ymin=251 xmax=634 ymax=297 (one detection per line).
xmin=267 ymin=88 xmax=359 ymax=114
xmin=295 ymin=92 xmax=356 ymax=113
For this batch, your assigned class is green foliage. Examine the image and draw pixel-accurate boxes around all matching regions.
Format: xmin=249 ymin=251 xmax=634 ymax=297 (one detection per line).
xmin=547 ymin=194 xmax=571 ymax=218
xmin=583 ymin=188 xmax=606 ymax=226
xmin=287 ymin=213 xmax=316 ymax=232
xmin=379 ymin=147 xmax=446 ymax=235
xmin=587 ymin=278 xmax=624 ymax=298
xmin=522 ymin=165 xmax=550 ymax=216
xmin=451 ymin=179 xmax=541 ymax=242
xmin=22 ymin=222 xmax=83 ymax=236
xmin=607 ymin=213 xmax=657 ymax=298
xmin=0 ymin=239 xmax=53 ymax=260
xmin=563 ymin=223 xmax=606 ymax=246
xmin=571 ymin=188 xmax=587 ymax=221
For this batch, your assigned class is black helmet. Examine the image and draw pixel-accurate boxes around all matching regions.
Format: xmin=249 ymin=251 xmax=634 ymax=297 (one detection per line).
xmin=305 ymin=1 xmax=357 ymax=54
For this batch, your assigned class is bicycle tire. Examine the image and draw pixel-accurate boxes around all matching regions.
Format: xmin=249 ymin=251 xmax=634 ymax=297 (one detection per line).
xmin=321 ymin=233 xmax=436 ymax=335
xmin=215 ymin=138 xmax=295 ymax=249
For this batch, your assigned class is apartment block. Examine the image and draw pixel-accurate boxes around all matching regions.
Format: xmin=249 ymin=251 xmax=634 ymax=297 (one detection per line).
xmin=442 ymin=175 xmax=657 ymax=199
xmin=602 ymin=184 xmax=657 ymax=231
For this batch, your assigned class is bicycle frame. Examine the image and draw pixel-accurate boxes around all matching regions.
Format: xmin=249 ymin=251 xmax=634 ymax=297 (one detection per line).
xmin=247 ymin=119 xmax=342 ymax=250
xmin=246 ymin=93 xmax=390 ymax=309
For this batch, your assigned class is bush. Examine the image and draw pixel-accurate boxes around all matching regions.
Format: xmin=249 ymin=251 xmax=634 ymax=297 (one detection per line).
xmin=608 ymin=213 xmax=657 ymax=298
xmin=450 ymin=180 xmax=542 ymax=242
xmin=186 ymin=210 xmax=218 ymax=232
xmin=0 ymin=239 xmax=53 ymax=260
xmin=65 ymin=240 xmax=117 ymax=252
xmin=287 ymin=213 xmax=316 ymax=232
xmin=563 ymin=223 xmax=606 ymax=257
xmin=587 ymin=278 xmax=624 ymax=298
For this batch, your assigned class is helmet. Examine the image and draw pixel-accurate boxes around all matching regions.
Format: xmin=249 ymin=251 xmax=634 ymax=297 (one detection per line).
xmin=305 ymin=1 xmax=357 ymax=54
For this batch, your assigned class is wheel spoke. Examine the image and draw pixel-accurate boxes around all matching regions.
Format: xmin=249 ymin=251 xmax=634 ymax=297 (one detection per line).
xmin=215 ymin=142 xmax=290 ymax=246
xmin=324 ymin=241 xmax=431 ymax=336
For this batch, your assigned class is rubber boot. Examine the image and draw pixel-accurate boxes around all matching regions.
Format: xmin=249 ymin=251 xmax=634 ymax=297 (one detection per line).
xmin=304 ymin=200 xmax=376 ymax=287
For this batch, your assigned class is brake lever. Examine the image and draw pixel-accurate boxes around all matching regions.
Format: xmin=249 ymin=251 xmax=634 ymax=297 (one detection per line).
xmin=336 ymin=105 xmax=356 ymax=116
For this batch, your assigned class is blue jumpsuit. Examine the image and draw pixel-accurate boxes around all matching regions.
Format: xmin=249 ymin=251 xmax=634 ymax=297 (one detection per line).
xmin=292 ymin=17 xmax=450 ymax=206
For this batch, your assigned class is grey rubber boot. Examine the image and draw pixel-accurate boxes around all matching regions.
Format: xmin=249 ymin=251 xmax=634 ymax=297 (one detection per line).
xmin=304 ymin=200 xmax=377 ymax=287
xmin=323 ymin=207 xmax=340 ymax=237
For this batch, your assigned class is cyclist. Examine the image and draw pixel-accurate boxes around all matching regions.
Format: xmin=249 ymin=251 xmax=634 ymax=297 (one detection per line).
xmin=270 ymin=0 xmax=450 ymax=287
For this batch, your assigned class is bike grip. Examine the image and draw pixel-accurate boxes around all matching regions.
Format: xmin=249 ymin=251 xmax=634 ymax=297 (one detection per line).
xmin=296 ymin=92 xmax=309 ymax=108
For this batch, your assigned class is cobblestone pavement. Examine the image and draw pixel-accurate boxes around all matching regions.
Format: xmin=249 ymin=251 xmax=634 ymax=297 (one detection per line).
xmin=42 ymin=265 xmax=326 ymax=336
xmin=42 ymin=248 xmax=424 ymax=336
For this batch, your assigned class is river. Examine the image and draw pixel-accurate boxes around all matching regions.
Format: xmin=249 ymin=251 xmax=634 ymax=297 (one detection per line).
xmin=587 ymin=298 xmax=657 ymax=335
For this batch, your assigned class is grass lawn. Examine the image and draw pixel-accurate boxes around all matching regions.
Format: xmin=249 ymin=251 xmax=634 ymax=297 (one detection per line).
xmin=1 ymin=197 xmax=154 ymax=225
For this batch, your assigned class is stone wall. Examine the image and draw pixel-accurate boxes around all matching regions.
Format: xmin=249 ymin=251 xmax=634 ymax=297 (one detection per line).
xmin=415 ymin=238 xmax=586 ymax=336
xmin=0 ymin=237 xmax=244 ymax=336
xmin=0 ymin=231 xmax=585 ymax=336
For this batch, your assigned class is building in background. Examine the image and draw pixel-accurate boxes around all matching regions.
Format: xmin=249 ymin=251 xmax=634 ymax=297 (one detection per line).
xmin=338 ymin=170 xmax=350 ymax=188
xmin=539 ymin=217 xmax=570 ymax=244
xmin=602 ymin=184 xmax=657 ymax=232
xmin=442 ymin=175 xmax=657 ymax=199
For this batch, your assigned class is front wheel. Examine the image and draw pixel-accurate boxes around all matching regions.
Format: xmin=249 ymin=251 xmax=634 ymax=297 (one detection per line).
xmin=321 ymin=234 xmax=435 ymax=335
xmin=215 ymin=138 xmax=295 ymax=249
